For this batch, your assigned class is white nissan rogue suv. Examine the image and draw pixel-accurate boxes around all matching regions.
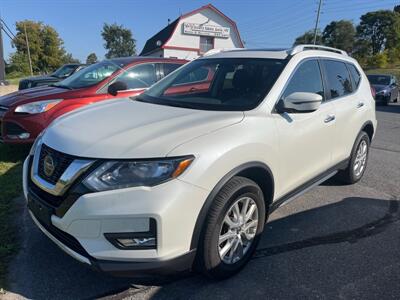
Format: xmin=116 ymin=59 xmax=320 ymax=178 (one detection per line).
xmin=23 ymin=45 xmax=377 ymax=279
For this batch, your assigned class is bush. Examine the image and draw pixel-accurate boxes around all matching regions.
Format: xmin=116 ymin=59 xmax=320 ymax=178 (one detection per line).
xmin=367 ymin=52 xmax=389 ymax=68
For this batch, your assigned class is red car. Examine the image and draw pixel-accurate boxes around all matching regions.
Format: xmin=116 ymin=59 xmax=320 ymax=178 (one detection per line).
xmin=0 ymin=57 xmax=187 ymax=144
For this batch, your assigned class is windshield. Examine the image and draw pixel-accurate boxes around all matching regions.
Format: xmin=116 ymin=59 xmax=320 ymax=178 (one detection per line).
xmin=54 ymin=61 xmax=121 ymax=89
xmin=51 ymin=65 xmax=78 ymax=78
xmin=367 ymin=75 xmax=390 ymax=85
xmin=138 ymin=58 xmax=286 ymax=111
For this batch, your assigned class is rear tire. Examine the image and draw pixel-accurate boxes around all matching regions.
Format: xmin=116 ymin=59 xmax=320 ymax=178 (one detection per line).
xmin=338 ymin=131 xmax=370 ymax=184
xmin=196 ymin=176 xmax=266 ymax=280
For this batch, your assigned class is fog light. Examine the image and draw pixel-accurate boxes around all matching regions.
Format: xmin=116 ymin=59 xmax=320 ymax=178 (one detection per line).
xmin=116 ymin=237 xmax=156 ymax=248
xmin=104 ymin=218 xmax=157 ymax=250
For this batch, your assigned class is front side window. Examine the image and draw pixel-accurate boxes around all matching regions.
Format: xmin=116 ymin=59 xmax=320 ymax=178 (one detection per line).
xmin=116 ymin=63 xmax=157 ymax=89
xmin=200 ymin=36 xmax=214 ymax=54
xmin=138 ymin=58 xmax=286 ymax=111
xmin=323 ymin=60 xmax=353 ymax=99
xmin=56 ymin=61 xmax=120 ymax=89
xmin=282 ymin=60 xmax=324 ymax=100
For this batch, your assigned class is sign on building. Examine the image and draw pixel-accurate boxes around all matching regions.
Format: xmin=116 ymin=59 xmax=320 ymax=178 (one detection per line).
xmin=183 ymin=22 xmax=230 ymax=38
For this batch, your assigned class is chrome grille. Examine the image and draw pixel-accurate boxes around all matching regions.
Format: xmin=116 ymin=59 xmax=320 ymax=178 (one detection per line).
xmin=38 ymin=144 xmax=75 ymax=185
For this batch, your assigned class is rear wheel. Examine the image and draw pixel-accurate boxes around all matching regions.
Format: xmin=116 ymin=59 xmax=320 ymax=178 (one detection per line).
xmin=196 ymin=176 xmax=266 ymax=279
xmin=338 ymin=131 xmax=370 ymax=184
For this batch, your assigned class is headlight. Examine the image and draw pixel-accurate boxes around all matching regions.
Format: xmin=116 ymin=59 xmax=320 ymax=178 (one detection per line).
xmin=15 ymin=99 xmax=62 ymax=114
xmin=83 ymin=156 xmax=194 ymax=191
xmin=377 ymin=89 xmax=389 ymax=95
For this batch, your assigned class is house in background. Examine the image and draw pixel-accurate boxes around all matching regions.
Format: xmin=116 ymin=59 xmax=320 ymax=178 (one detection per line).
xmin=140 ymin=4 xmax=244 ymax=60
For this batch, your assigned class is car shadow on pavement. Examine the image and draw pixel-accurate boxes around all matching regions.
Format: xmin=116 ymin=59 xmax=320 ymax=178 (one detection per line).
xmin=151 ymin=196 xmax=400 ymax=300
xmin=6 ymin=196 xmax=400 ymax=300
xmin=376 ymin=103 xmax=400 ymax=114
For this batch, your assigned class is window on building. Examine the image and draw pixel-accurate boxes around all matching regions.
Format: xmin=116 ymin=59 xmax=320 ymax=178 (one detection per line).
xmin=282 ymin=60 xmax=324 ymax=100
xmin=323 ymin=60 xmax=353 ymax=99
xmin=200 ymin=36 xmax=214 ymax=54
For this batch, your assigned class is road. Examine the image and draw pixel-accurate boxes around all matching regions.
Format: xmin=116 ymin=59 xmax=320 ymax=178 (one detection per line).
xmin=3 ymin=104 xmax=400 ymax=300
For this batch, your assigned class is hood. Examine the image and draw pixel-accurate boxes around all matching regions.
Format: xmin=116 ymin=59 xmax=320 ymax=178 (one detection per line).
xmin=371 ymin=84 xmax=389 ymax=93
xmin=42 ymin=99 xmax=244 ymax=158
xmin=0 ymin=85 xmax=85 ymax=107
xmin=21 ymin=75 xmax=59 ymax=82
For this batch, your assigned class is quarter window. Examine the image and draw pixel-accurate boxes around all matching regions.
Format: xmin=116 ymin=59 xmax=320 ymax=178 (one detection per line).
xmin=323 ymin=60 xmax=353 ymax=99
xmin=116 ymin=63 xmax=157 ymax=89
xmin=282 ymin=60 xmax=324 ymax=100
xmin=347 ymin=63 xmax=361 ymax=90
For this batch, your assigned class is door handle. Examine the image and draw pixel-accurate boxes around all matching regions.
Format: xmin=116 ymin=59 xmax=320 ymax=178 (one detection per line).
xmin=324 ymin=114 xmax=335 ymax=123
xmin=357 ymin=102 xmax=364 ymax=108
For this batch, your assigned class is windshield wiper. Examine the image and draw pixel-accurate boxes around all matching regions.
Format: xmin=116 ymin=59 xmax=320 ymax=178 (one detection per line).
xmin=50 ymin=84 xmax=72 ymax=90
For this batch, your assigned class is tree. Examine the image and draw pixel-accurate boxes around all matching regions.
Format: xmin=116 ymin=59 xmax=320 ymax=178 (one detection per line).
xmin=9 ymin=20 xmax=78 ymax=74
xmin=101 ymin=23 xmax=136 ymax=58
xmin=293 ymin=30 xmax=322 ymax=46
xmin=86 ymin=53 xmax=98 ymax=64
xmin=356 ymin=10 xmax=400 ymax=54
xmin=322 ymin=20 xmax=356 ymax=53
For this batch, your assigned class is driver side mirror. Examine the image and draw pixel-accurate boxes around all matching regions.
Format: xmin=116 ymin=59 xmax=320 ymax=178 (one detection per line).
xmin=277 ymin=92 xmax=322 ymax=113
xmin=108 ymin=81 xmax=128 ymax=96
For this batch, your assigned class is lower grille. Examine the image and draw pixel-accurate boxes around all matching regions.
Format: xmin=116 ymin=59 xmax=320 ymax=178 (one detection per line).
xmin=4 ymin=122 xmax=26 ymax=135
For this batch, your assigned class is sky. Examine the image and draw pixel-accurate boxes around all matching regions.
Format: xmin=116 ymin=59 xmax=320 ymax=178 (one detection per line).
xmin=0 ymin=0 xmax=398 ymax=62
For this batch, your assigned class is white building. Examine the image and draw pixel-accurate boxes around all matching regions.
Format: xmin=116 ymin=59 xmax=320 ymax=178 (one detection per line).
xmin=140 ymin=4 xmax=244 ymax=60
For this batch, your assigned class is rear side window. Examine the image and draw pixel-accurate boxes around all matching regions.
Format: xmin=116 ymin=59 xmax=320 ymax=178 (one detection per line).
xmin=163 ymin=63 xmax=182 ymax=77
xmin=347 ymin=63 xmax=361 ymax=90
xmin=282 ymin=59 xmax=324 ymax=100
xmin=323 ymin=60 xmax=353 ymax=99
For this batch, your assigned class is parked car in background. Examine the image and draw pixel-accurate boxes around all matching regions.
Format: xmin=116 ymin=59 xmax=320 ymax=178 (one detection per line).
xmin=24 ymin=45 xmax=376 ymax=279
xmin=367 ymin=74 xmax=399 ymax=105
xmin=0 ymin=57 xmax=187 ymax=144
xmin=18 ymin=64 xmax=87 ymax=90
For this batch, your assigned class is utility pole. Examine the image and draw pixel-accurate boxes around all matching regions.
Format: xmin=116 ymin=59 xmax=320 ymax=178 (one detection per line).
xmin=0 ymin=16 xmax=6 ymax=84
xmin=313 ymin=0 xmax=323 ymax=45
xmin=24 ymin=23 xmax=33 ymax=76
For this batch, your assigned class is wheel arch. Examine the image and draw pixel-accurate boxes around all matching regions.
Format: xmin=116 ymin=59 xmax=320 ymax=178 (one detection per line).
xmin=360 ymin=120 xmax=374 ymax=142
xmin=190 ymin=162 xmax=274 ymax=250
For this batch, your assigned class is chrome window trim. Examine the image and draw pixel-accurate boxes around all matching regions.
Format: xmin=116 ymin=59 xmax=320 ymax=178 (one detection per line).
xmin=30 ymin=140 xmax=94 ymax=196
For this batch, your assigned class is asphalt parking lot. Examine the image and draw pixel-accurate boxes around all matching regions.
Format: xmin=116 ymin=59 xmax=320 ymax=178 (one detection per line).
xmin=3 ymin=103 xmax=400 ymax=300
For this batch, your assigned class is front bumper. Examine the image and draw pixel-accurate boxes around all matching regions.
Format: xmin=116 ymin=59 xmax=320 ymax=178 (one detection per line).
xmin=23 ymin=156 xmax=208 ymax=275
xmin=0 ymin=119 xmax=37 ymax=144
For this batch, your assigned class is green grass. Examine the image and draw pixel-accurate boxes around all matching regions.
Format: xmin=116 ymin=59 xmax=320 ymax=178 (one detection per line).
xmin=0 ymin=144 xmax=30 ymax=289
xmin=6 ymin=78 xmax=21 ymax=86
xmin=365 ymin=68 xmax=400 ymax=78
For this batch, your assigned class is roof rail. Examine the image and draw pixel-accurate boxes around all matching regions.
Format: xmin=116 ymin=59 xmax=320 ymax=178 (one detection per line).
xmin=289 ymin=44 xmax=347 ymax=56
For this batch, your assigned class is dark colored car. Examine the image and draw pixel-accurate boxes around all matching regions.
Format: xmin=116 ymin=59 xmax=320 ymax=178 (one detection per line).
xmin=18 ymin=64 xmax=86 ymax=90
xmin=0 ymin=57 xmax=187 ymax=144
xmin=367 ymin=74 xmax=399 ymax=105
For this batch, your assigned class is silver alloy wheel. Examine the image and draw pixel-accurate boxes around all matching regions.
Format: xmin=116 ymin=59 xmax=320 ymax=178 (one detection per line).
xmin=354 ymin=140 xmax=368 ymax=177
xmin=218 ymin=197 xmax=259 ymax=264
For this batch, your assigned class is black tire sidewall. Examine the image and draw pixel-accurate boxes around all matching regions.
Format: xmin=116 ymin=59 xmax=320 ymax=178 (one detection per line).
xmin=349 ymin=132 xmax=370 ymax=183
xmin=201 ymin=177 xmax=265 ymax=278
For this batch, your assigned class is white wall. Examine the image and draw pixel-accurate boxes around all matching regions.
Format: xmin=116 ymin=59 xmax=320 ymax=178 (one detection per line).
xmin=163 ymin=49 xmax=199 ymax=60
xmin=164 ymin=7 xmax=242 ymax=58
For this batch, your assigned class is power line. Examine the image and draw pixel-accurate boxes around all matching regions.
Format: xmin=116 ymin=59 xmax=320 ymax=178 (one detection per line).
xmin=0 ymin=19 xmax=16 ymax=39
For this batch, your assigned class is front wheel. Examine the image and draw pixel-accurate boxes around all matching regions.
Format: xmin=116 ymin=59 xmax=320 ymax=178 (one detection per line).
xmin=196 ymin=176 xmax=266 ymax=279
xmin=338 ymin=131 xmax=370 ymax=184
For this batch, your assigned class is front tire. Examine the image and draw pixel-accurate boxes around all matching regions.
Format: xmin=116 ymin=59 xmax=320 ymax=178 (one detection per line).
xmin=338 ymin=131 xmax=370 ymax=184
xmin=196 ymin=176 xmax=266 ymax=279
